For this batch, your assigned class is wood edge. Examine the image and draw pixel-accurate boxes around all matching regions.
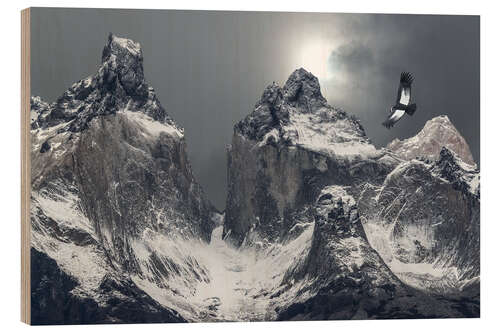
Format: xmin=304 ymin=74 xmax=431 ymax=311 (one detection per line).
xmin=21 ymin=7 xmax=31 ymax=325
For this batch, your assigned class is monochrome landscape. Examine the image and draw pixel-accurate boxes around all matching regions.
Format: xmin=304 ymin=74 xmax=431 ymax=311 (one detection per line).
xmin=29 ymin=30 xmax=479 ymax=324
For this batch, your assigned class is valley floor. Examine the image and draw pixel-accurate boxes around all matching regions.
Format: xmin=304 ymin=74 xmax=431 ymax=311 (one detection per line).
xmin=133 ymin=225 xmax=314 ymax=322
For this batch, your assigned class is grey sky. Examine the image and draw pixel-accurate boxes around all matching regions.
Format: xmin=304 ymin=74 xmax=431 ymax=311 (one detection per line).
xmin=31 ymin=8 xmax=479 ymax=209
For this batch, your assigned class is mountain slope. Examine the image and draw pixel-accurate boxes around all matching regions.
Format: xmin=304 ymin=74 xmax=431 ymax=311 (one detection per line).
xmin=30 ymin=34 xmax=216 ymax=324
xmin=275 ymin=186 xmax=475 ymax=320
xmin=361 ymin=147 xmax=480 ymax=294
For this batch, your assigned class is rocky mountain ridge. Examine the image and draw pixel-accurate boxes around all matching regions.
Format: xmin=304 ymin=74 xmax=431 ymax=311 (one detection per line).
xmin=361 ymin=146 xmax=479 ymax=294
xmin=224 ymin=67 xmax=479 ymax=318
xmin=30 ymin=34 xmax=216 ymax=324
xmin=31 ymin=34 xmax=178 ymax=133
xmin=275 ymin=187 xmax=474 ymax=320
xmin=30 ymin=35 xmax=479 ymax=324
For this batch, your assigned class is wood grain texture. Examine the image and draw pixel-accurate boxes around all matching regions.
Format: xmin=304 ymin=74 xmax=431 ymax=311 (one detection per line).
xmin=21 ymin=7 xmax=31 ymax=325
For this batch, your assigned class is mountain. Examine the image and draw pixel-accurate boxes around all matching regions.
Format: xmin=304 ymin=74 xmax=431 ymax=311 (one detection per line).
xmin=361 ymin=114 xmax=480 ymax=295
xmin=223 ymin=68 xmax=479 ymax=318
xmin=30 ymin=36 xmax=479 ymax=323
xmin=275 ymin=186 xmax=470 ymax=320
xmin=361 ymin=147 xmax=480 ymax=295
xmin=387 ymin=115 xmax=476 ymax=166
xmin=224 ymin=68 xmax=399 ymax=246
xmin=30 ymin=34 xmax=216 ymax=324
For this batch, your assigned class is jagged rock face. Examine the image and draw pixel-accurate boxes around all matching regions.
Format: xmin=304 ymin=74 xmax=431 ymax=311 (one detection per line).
xmin=361 ymin=147 xmax=479 ymax=294
xmin=101 ymin=35 xmax=144 ymax=95
xmin=275 ymin=186 xmax=475 ymax=320
xmin=282 ymin=187 xmax=401 ymax=288
xmin=31 ymin=248 xmax=185 ymax=325
xmin=30 ymin=34 xmax=215 ymax=324
xmin=387 ymin=115 xmax=476 ymax=166
xmin=225 ymin=68 xmax=398 ymax=246
xmin=31 ymin=34 xmax=176 ymax=133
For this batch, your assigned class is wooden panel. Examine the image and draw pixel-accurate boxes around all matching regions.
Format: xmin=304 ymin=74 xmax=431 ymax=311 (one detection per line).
xmin=21 ymin=7 xmax=31 ymax=325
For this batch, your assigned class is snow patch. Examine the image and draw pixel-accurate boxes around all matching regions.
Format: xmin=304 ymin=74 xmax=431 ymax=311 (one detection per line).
xmin=282 ymin=112 xmax=377 ymax=159
xmin=362 ymin=218 xmax=464 ymax=292
xmin=131 ymin=224 xmax=314 ymax=321
xmin=31 ymin=187 xmax=108 ymax=295
xmin=123 ymin=110 xmax=183 ymax=139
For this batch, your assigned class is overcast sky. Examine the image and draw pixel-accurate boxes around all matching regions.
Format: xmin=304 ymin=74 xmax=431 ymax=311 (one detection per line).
xmin=31 ymin=8 xmax=479 ymax=209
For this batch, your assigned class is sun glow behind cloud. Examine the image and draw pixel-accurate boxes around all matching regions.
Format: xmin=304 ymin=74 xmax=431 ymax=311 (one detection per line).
xmin=290 ymin=37 xmax=335 ymax=81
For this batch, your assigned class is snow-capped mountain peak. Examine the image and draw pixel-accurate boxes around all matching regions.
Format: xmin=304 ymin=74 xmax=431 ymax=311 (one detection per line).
xmin=282 ymin=67 xmax=328 ymax=110
xmin=235 ymin=68 xmax=374 ymax=158
xmin=104 ymin=33 xmax=142 ymax=59
xmin=100 ymin=33 xmax=145 ymax=96
xmin=387 ymin=115 xmax=476 ymax=166
xmin=30 ymin=34 xmax=181 ymax=135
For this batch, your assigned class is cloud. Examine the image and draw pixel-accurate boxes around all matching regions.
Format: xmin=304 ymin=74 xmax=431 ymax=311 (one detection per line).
xmin=328 ymin=41 xmax=375 ymax=75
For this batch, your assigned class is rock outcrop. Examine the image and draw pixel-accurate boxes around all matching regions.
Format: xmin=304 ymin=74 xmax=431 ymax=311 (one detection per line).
xmin=224 ymin=68 xmax=398 ymax=246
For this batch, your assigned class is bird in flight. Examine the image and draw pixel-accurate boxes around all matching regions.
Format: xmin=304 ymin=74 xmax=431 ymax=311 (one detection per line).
xmin=382 ymin=72 xmax=417 ymax=128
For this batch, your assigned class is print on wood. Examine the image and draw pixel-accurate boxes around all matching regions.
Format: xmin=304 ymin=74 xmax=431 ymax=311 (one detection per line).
xmin=22 ymin=8 xmax=480 ymax=324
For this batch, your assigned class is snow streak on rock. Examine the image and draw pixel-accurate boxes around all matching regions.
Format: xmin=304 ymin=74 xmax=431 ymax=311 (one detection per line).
xmin=361 ymin=147 xmax=479 ymax=294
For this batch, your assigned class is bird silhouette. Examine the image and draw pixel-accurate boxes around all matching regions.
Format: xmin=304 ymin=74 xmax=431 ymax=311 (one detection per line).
xmin=382 ymin=72 xmax=417 ymax=128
